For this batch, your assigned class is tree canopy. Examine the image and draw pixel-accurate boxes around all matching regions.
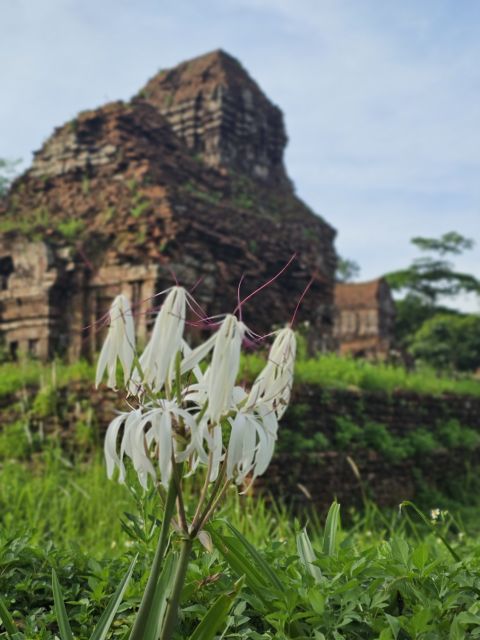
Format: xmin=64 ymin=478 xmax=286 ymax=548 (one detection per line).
xmin=386 ymin=232 xmax=480 ymax=372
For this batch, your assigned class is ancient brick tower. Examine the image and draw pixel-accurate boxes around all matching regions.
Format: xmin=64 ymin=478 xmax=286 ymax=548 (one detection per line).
xmin=0 ymin=50 xmax=337 ymax=361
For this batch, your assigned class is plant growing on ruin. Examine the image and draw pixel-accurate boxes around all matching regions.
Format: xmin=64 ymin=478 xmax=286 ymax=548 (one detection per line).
xmin=51 ymin=284 xmax=296 ymax=640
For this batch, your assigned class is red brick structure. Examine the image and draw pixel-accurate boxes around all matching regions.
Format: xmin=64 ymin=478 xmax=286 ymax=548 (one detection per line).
xmin=0 ymin=50 xmax=337 ymax=360
xmin=333 ymin=278 xmax=396 ymax=358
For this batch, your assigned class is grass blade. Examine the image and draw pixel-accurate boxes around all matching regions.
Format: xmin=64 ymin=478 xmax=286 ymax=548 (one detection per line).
xmin=188 ymin=578 xmax=242 ymax=640
xmin=90 ymin=554 xmax=137 ymax=640
xmin=52 ymin=569 xmax=74 ymax=640
xmin=322 ymin=502 xmax=341 ymax=556
xmin=0 ymin=596 xmax=17 ymax=637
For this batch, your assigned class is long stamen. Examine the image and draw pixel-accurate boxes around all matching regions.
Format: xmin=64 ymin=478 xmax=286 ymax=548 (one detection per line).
xmin=233 ymin=253 xmax=296 ymax=315
xmin=290 ymin=277 xmax=314 ymax=327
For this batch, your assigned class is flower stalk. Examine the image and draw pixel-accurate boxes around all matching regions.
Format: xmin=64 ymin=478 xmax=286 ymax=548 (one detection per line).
xmin=128 ymin=474 xmax=178 ymax=640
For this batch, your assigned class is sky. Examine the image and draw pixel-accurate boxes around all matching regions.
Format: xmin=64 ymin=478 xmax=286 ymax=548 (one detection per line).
xmin=1 ymin=0 xmax=479 ymax=311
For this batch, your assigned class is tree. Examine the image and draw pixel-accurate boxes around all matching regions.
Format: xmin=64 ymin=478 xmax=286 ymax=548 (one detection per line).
xmin=385 ymin=232 xmax=480 ymax=367
xmin=386 ymin=232 xmax=480 ymax=305
xmin=410 ymin=313 xmax=480 ymax=372
xmin=336 ymin=256 xmax=361 ymax=282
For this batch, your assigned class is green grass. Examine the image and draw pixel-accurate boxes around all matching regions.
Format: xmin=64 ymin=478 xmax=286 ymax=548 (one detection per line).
xmin=242 ymin=352 xmax=480 ymax=397
xmin=1 ymin=352 xmax=478 ymax=401
xmin=0 ymin=359 xmax=94 ymax=398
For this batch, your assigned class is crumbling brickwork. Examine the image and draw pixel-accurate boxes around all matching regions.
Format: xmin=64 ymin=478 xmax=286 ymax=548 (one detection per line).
xmin=333 ymin=278 xmax=396 ymax=358
xmin=0 ymin=51 xmax=337 ymax=360
xmin=138 ymin=50 xmax=289 ymax=184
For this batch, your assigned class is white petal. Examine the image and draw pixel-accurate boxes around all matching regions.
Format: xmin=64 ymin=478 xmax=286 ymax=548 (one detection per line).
xmin=104 ymin=414 xmax=127 ymax=481
xmin=180 ymin=332 xmax=217 ymax=375
xmin=226 ymin=413 xmax=245 ymax=479
xmin=209 ymin=425 xmax=224 ymax=482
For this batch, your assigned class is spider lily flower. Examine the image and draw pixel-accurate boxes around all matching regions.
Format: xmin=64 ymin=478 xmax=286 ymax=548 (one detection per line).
xmin=104 ymin=401 xmax=200 ymax=489
xmin=104 ymin=409 xmax=155 ymax=488
xmin=226 ymin=405 xmax=278 ymax=485
xmin=208 ymin=315 xmax=246 ymax=423
xmin=96 ymin=294 xmax=136 ymax=389
xmin=133 ymin=286 xmax=187 ymax=394
xmin=247 ymin=326 xmax=296 ymax=418
xmin=180 ymin=314 xmax=248 ymax=423
xmin=139 ymin=400 xmax=196 ymax=487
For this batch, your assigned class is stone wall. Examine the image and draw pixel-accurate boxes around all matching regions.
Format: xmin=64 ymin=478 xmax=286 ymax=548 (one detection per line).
xmin=2 ymin=378 xmax=479 ymax=511
xmin=258 ymin=386 xmax=480 ymax=510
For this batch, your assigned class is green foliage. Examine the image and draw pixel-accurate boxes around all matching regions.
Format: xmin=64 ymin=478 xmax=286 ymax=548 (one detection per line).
xmin=334 ymin=416 xmax=362 ymax=449
xmin=0 ymin=207 xmax=52 ymax=238
xmin=437 ymin=419 xmax=480 ymax=449
xmin=0 ymin=359 xmax=94 ymax=399
xmin=410 ymin=313 xmax=480 ymax=372
xmin=286 ymin=353 xmax=480 ymax=397
xmin=0 ymin=420 xmax=31 ymax=460
xmin=32 ymin=385 xmax=57 ymax=418
xmin=183 ymin=181 xmax=222 ymax=204
xmin=411 ymin=231 xmax=475 ymax=256
xmin=242 ymin=353 xmax=480 ymax=396
xmin=2 ymin=445 xmax=480 ymax=638
xmin=57 ymin=218 xmax=85 ymax=239
xmin=386 ymin=232 xmax=480 ymax=368
xmin=386 ymin=231 xmax=480 ymax=304
xmin=130 ymin=199 xmax=150 ymax=218
xmin=336 ymin=256 xmax=361 ymax=282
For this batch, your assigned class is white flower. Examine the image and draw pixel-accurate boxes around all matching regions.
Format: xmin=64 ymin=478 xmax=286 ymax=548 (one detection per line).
xmin=226 ymin=404 xmax=278 ymax=485
xmin=132 ymin=286 xmax=186 ymax=394
xmin=247 ymin=327 xmax=296 ymax=418
xmin=181 ymin=315 xmax=247 ymax=423
xmin=96 ymin=294 xmax=135 ymax=389
xmin=208 ymin=315 xmax=246 ymax=423
xmin=104 ymin=409 xmax=156 ymax=489
xmin=104 ymin=400 xmax=202 ymax=489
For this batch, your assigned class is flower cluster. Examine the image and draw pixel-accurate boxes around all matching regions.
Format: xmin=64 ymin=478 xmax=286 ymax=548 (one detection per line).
xmin=97 ymin=286 xmax=296 ymax=489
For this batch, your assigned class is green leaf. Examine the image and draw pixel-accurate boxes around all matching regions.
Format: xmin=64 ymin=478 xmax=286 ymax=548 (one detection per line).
xmin=0 ymin=596 xmax=17 ymax=637
xmin=208 ymin=526 xmax=271 ymax=595
xmin=297 ymin=528 xmax=322 ymax=583
xmin=89 ymin=554 xmax=137 ymax=640
xmin=223 ymin=521 xmax=284 ymax=591
xmin=188 ymin=579 xmax=243 ymax=640
xmin=322 ymin=502 xmax=341 ymax=556
xmin=143 ymin=552 xmax=178 ymax=640
xmin=52 ymin=569 xmax=74 ymax=640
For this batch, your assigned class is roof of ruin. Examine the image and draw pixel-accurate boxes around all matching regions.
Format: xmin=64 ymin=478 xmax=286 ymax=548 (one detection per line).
xmin=138 ymin=49 xmax=277 ymax=112
xmin=335 ymin=278 xmax=390 ymax=310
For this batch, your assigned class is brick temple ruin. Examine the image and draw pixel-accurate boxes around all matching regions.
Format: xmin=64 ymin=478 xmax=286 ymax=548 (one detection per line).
xmin=0 ymin=50 xmax=338 ymax=360
xmin=333 ymin=278 xmax=396 ymax=358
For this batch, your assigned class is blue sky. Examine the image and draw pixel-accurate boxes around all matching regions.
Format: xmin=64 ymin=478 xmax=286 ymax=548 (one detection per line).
xmin=1 ymin=0 xmax=479 ymax=311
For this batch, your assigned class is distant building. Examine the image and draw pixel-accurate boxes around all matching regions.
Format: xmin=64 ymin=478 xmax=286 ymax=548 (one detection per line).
xmin=333 ymin=278 xmax=396 ymax=358
xmin=0 ymin=50 xmax=337 ymax=361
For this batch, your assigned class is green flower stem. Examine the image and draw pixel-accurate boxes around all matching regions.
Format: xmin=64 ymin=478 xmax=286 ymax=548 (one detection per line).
xmin=129 ymin=476 xmax=178 ymax=640
xmin=159 ymin=536 xmax=194 ymax=640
